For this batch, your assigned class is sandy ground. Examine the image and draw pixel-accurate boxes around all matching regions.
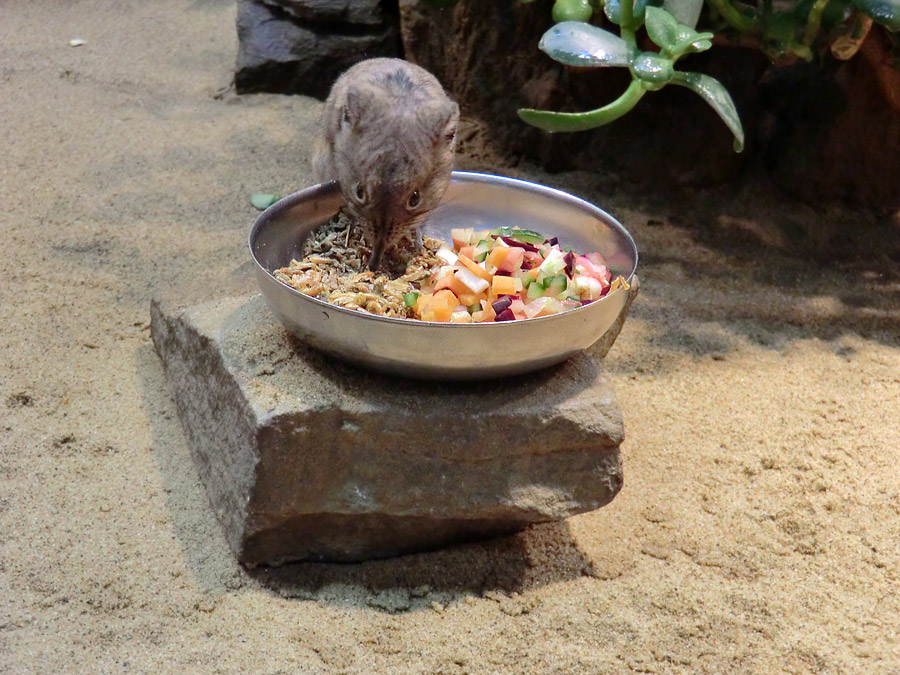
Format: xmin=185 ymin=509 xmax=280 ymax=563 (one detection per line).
xmin=2 ymin=1 xmax=900 ymax=673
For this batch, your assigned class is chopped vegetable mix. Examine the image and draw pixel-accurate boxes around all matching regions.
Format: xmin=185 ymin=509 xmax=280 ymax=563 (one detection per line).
xmin=412 ymin=227 xmax=629 ymax=323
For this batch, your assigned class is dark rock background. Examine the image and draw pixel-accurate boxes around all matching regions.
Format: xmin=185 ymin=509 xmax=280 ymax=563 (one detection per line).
xmin=235 ymin=0 xmax=400 ymax=100
xmin=234 ymin=0 xmax=900 ymax=209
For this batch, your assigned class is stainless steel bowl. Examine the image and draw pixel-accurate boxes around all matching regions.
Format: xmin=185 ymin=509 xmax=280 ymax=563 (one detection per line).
xmin=249 ymin=171 xmax=638 ymax=380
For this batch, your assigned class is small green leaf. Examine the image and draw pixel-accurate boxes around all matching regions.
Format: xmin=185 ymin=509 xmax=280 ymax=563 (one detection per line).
xmin=671 ymin=28 xmax=714 ymax=56
xmin=250 ymin=193 xmax=281 ymax=210
xmin=645 ymin=6 xmax=681 ymax=51
xmin=852 ymin=0 xmax=900 ymax=31
xmin=604 ymin=0 xmax=658 ymax=26
xmin=539 ymin=21 xmax=636 ymax=67
xmin=629 ymin=52 xmax=675 ymax=89
xmin=670 ymin=71 xmax=745 ymax=152
xmin=552 ymin=0 xmax=595 ymax=23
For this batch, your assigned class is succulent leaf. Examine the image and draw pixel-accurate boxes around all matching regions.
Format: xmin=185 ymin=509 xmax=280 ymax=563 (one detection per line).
xmin=539 ymin=20 xmax=637 ymax=67
xmin=645 ymin=6 xmax=682 ymax=51
xmin=670 ymin=71 xmax=745 ymax=151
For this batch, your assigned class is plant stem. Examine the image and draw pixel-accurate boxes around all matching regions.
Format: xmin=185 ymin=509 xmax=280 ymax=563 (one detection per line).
xmin=620 ymin=0 xmax=637 ymax=45
xmin=517 ymin=79 xmax=647 ymax=132
xmin=803 ymin=0 xmax=831 ymax=46
xmin=706 ymin=0 xmax=757 ymax=32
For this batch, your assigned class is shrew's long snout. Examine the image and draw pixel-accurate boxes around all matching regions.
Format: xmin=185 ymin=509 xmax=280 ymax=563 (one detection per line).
xmin=366 ymin=210 xmax=394 ymax=271
xmin=366 ymin=204 xmax=417 ymax=271
xmin=367 ymin=236 xmax=386 ymax=271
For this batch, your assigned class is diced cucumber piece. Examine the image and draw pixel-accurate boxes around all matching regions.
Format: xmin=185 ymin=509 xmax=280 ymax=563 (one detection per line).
xmin=542 ymin=273 xmax=567 ymax=289
xmin=475 ymin=250 xmax=488 ymax=262
xmin=467 ymin=303 xmax=481 ymax=314
xmin=543 ymin=274 xmax=568 ymax=296
xmin=527 ymin=281 xmax=545 ymax=299
xmin=489 ymin=226 xmax=546 ymax=245
xmin=403 ymin=292 xmax=420 ymax=308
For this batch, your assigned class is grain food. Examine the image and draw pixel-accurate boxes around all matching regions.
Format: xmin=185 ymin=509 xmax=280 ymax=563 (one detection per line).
xmin=274 ymin=212 xmax=442 ymax=318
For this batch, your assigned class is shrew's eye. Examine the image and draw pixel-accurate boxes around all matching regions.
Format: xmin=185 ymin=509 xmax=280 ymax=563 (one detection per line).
xmin=407 ymin=190 xmax=421 ymax=209
xmin=355 ymin=183 xmax=366 ymax=202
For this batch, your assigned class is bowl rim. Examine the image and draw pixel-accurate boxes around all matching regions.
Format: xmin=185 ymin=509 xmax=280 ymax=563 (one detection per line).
xmin=248 ymin=171 xmax=639 ymax=328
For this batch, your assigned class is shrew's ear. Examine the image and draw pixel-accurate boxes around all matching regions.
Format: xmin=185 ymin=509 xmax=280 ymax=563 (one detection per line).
xmin=441 ymin=102 xmax=460 ymax=145
xmin=341 ymin=88 xmax=365 ymax=130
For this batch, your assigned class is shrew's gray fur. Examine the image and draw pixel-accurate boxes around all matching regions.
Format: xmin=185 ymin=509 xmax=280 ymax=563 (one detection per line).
xmin=313 ymin=58 xmax=459 ymax=273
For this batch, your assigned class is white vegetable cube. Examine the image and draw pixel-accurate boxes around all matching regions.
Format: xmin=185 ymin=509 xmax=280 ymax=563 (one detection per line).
xmin=434 ymin=265 xmax=455 ymax=281
xmin=450 ymin=309 xmax=472 ymax=323
xmin=574 ymin=275 xmax=603 ymax=300
xmin=524 ymin=297 xmax=564 ymax=318
xmin=538 ymin=248 xmax=566 ymax=276
xmin=436 ymin=247 xmax=459 ymax=266
xmin=454 ymin=267 xmax=490 ymax=294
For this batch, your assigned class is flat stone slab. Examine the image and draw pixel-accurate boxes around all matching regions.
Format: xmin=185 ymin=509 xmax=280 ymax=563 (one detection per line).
xmin=150 ymin=286 xmax=626 ymax=565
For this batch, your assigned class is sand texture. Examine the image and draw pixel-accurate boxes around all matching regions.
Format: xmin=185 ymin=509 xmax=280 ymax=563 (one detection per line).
xmin=2 ymin=1 xmax=899 ymax=672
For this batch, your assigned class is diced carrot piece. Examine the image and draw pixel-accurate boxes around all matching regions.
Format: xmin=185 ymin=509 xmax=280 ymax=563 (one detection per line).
xmin=424 ymin=299 xmax=453 ymax=323
xmin=414 ymin=293 xmax=433 ymax=315
xmin=480 ymin=298 xmax=496 ymax=322
xmin=486 ymin=247 xmax=510 ymax=269
xmin=434 ymin=272 xmax=469 ymax=297
xmin=491 ymin=275 xmax=523 ymax=297
xmin=457 ymin=254 xmax=493 ymax=281
xmin=457 ymin=291 xmax=485 ymax=306
xmin=433 ymin=288 xmax=458 ymax=308
xmin=430 ymin=309 xmax=454 ymax=324
xmin=416 ymin=290 xmax=457 ymax=322
xmin=458 ymin=245 xmax=476 ymax=261
xmin=497 ymin=247 xmax=525 ymax=273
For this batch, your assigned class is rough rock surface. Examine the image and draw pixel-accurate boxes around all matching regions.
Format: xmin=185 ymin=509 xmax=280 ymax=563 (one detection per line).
xmin=150 ymin=284 xmax=628 ymax=565
xmin=235 ymin=0 xmax=399 ymax=99
xmin=260 ymin=0 xmax=386 ymax=25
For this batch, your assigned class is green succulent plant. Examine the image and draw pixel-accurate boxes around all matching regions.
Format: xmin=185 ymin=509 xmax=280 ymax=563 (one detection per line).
xmin=518 ymin=7 xmax=745 ymax=152
xmin=419 ymin=0 xmax=900 ymax=150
